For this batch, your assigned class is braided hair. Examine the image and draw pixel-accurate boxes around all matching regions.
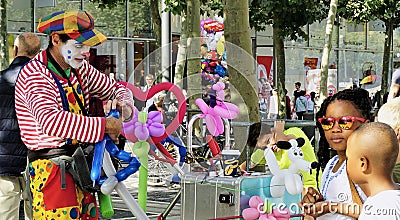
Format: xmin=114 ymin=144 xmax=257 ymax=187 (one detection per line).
xmin=315 ymin=88 xmax=372 ymax=185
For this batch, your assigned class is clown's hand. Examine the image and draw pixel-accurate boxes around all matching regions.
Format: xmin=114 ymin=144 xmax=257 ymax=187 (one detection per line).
xmin=104 ymin=99 xmax=133 ymax=122
xmin=105 ymin=116 xmax=122 ymax=144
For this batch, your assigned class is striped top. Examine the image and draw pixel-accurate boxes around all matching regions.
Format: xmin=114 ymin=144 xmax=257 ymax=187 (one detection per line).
xmin=15 ymin=50 xmax=133 ymax=151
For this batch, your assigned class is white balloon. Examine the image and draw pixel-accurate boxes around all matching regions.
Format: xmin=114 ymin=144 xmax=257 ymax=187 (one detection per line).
xmin=101 ymin=175 xmax=118 ymax=195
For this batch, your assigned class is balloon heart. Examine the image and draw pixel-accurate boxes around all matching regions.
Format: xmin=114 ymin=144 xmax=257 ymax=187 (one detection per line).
xmin=122 ymin=82 xmax=186 ymax=144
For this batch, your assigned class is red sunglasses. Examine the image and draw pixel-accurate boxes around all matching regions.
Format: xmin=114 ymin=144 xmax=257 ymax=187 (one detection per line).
xmin=317 ymin=116 xmax=366 ymax=131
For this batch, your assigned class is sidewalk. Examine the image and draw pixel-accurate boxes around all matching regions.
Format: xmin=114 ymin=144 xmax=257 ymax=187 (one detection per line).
xmin=103 ymin=172 xmax=181 ymax=220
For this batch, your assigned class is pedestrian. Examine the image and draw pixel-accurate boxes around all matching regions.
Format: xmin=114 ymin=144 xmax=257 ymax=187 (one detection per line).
xmin=293 ymin=81 xmax=302 ymax=103
xmin=388 ymin=68 xmax=400 ymax=100
xmin=142 ymin=73 xmax=155 ymax=91
xmin=300 ymin=88 xmax=371 ymax=219
xmin=346 ymin=122 xmax=400 ymax=219
xmin=306 ymin=92 xmax=315 ymax=113
xmin=142 ymin=74 xmax=156 ymax=111
xmin=295 ymin=90 xmax=307 ymax=120
xmin=284 ymin=89 xmax=291 ymax=119
xmin=0 ymin=32 xmax=41 ymax=220
xmin=15 ymin=10 xmax=134 ymax=219
xmin=268 ymin=89 xmax=278 ymax=119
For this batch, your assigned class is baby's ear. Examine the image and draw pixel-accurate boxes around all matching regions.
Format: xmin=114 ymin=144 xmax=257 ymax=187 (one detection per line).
xmin=396 ymin=128 xmax=400 ymax=141
xmin=360 ymin=156 xmax=369 ymax=172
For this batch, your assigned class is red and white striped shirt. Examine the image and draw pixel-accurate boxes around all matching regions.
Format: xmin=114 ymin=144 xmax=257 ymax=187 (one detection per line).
xmin=15 ymin=50 xmax=133 ymax=151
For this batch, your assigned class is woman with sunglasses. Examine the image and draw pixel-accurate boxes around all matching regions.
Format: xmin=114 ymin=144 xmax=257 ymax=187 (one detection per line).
xmin=300 ymin=88 xmax=372 ymax=220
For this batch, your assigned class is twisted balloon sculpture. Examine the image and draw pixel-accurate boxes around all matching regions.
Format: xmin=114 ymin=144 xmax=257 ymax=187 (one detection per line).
xmin=123 ymin=108 xmax=165 ymax=211
xmin=196 ymin=81 xmax=239 ymax=136
xmin=91 ymin=110 xmax=141 ymax=186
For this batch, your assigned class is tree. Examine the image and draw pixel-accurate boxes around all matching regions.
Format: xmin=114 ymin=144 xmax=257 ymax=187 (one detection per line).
xmin=0 ymin=0 xmax=8 ymax=70
xmin=320 ymin=0 xmax=338 ymax=101
xmin=342 ymin=0 xmax=400 ymax=103
xmin=224 ymin=0 xmax=260 ymax=122
xmin=250 ymin=0 xmax=327 ymax=118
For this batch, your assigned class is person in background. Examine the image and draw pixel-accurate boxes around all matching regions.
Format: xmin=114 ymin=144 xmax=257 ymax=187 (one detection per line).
xmin=138 ymin=69 xmax=145 ymax=87
xmin=346 ymin=122 xmax=400 ymax=219
xmin=0 ymin=32 xmax=41 ymax=220
xmin=148 ymin=92 xmax=166 ymax=113
xmin=142 ymin=74 xmax=156 ymax=111
xmin=295 ymin=90 xmax=307 ymax=120
xmin=268 ymin=89 xmax=278 ymax=119
xmin=285 ymin=89 xmax=292 ymax=119
xmin=376 ymin=97 xmax=400 ymax=183
xmin=258 ymin=92 xmax=268 ymax=120
xmin=306 ymin=92 xmax=316 ymax=113
xmin=142 ymin=73 xmax=155 ymax=92
xmin=293 ymin=81 xmax=302 ymax=103
xmin=15 ymin=10 xmax=134 ymax=219
xmin=388 ymin=68 xmax=400 ymax=100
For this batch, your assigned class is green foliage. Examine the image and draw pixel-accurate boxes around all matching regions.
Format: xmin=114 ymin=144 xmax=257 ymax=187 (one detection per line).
xmin=249 ymin=0 xmax=328 ymax=40
xmin=90 ymin=0 xmax=126 ymax=9
xmin=163 ymin=0 xmax=222 ymax=16
xmin=343 ymin=0 xmax=400 ymax=28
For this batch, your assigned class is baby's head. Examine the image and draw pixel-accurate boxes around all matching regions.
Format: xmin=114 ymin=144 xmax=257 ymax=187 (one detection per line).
xmin=346 ymin=122 xmax=398 ymax=184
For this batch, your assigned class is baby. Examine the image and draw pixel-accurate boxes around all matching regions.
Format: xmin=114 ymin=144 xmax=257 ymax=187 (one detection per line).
xmin=346 ymin=122 xmax=400 ymax=219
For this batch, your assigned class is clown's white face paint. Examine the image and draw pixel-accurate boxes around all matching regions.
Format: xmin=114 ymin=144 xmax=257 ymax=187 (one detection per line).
xmin=60 ymin=39 xmax=90 ymax=69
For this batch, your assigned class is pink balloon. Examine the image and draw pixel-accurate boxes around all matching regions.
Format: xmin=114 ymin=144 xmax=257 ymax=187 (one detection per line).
xmin=204 ymin=114 xmax=222 ymax=136
xmin=242 ymin=208 xmax=260 ymax=220
xmin=272 ymin=208 xmax=290 ymax=220
xmin=214 ymin=102 xmax=239 ymax=119
xmin=249 ymin=196 xmax=263 ymax=208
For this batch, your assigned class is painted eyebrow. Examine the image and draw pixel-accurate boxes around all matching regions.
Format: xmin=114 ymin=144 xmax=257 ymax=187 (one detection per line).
xmin=74 ymin=42 xmax=83 ymax=45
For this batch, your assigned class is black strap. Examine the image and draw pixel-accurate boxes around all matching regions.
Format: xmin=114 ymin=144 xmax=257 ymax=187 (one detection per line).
xmin=46 ymin=49 xmax=88 ymax=116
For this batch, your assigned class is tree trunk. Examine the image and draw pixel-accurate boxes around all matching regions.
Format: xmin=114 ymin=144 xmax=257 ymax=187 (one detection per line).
xmin=382 ymin=19 xmax=393 ymax=104
xmin=224 ymin=0 xmax=259 ymax=162
xmin=224 ymin=0 xmax=259 ymax=122
xmin=320 ymin=0 xmax=337 ymax=102
xmin=273 ymin=25 xmax=286 ymax=119
xmin=173 ymin=10 xmax=187 ymax=87
xmin=185 ymin=0 xmax=201 ymax=109
xmin=0 ymin=0 xmax=8 ymax=69
xmin=149 ymin=0 xmax=161 ymax=47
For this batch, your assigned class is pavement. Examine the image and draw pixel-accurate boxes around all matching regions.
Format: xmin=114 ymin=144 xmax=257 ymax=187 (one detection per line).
xmin=101 ymin=172 xmax=181 ymax=220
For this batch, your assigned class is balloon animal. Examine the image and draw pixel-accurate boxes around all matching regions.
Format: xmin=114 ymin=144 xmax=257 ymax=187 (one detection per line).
xmin=91 ymin=110 xmax=140 ymax=186
xmin=196 ymin=81 xmax=239 ymax=136
xmin=264 ymin=138 xmax=318 ymax=197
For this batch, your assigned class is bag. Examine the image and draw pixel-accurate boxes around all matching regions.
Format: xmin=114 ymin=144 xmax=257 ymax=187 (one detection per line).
xmin=71 ymin=146 xmax=100 ymax=192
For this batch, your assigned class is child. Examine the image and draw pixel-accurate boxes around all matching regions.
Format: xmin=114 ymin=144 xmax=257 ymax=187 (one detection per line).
xmin=239 ymin=121 xmax=319 ymax=190
xmin=377 ymin=97 xmax=400 ymax=183
xmin=300 ymin=88 xmax=372 ymax=219
xmin=347 ymin=122 xmax=400 ymax=219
